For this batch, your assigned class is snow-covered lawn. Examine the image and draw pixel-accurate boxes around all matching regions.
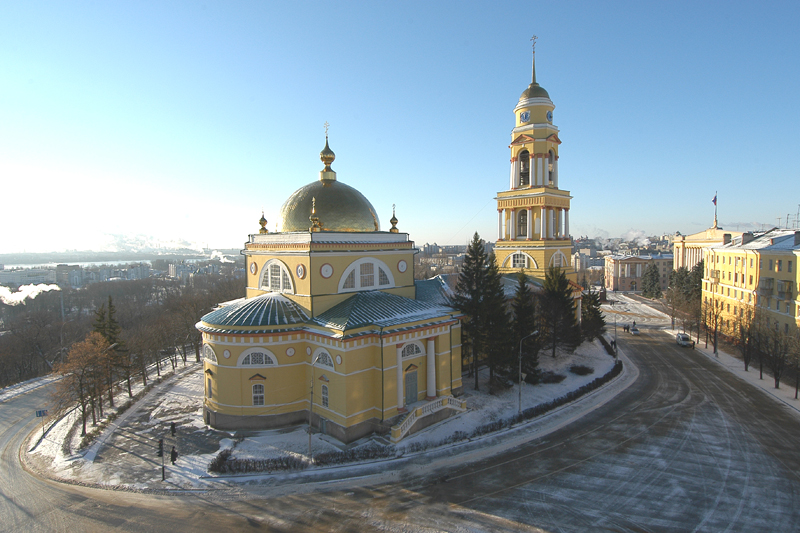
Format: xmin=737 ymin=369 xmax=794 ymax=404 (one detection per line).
xmin=25 ymin=340 xmax=617 ymax=488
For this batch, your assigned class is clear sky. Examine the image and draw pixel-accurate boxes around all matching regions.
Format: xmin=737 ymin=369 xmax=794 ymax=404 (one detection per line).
xmin=2 ymin=1 xmax=798 ymax=254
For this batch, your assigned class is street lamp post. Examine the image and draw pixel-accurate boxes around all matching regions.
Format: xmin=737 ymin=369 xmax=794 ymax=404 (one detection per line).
xmin=518 ymin=331 xmax=538 ymax=414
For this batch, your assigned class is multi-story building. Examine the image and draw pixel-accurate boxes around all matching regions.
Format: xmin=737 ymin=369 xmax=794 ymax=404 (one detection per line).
xmin=604 ymin=253 xmax=673 ymax=292
xmin=0 ymin=268 xmax=57 ymax=287
xmin=673 ymin=226 xmax=744 ymax=271
xmin=703 ymin=229 xmax=800 ymax=339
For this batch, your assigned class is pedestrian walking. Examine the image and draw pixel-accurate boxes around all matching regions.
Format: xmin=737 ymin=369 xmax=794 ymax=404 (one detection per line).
xmin=170 ymin=446 xmax=178 ymax=465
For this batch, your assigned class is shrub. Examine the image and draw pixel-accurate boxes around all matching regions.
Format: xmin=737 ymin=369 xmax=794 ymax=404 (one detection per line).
xmin=569 ymin=365 xmax=594 ymax=376
xmin=540 ymin=371 xmax=566 ymax=384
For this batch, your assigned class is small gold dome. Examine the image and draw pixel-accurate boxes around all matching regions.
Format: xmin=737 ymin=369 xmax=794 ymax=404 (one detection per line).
xmin=320 ymin=137 xmax=335 ymax=168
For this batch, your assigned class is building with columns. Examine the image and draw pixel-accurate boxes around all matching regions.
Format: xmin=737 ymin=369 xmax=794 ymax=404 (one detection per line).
xmin=494 ymin=42 xmax=575 ymax=282
xmin=196 ymin=139 xmax=463 ymax=444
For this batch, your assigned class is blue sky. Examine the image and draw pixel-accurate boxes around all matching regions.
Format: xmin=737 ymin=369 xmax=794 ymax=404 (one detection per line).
xmin=1 ymin=1 xmax=798 ymax=253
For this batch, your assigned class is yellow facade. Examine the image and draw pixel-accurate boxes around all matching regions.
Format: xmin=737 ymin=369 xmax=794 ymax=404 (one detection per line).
xmin=702 ymin=229 xmax=799 ymax=341
xmin=197 ymin=141 xmax=463 ymax=444
xmin=494 ymin=44 xmax=575 ymax=282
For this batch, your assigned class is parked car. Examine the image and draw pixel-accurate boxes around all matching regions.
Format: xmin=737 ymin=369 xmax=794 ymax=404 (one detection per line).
xmin=630 ymin=326 xmax=640 ymax=335
xmin=676 ymin=333 xmax=694 ymax=347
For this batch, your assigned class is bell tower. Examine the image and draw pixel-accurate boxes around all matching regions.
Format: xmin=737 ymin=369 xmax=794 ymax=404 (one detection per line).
xmin=494 ymin=37 xmax=575 ymax=281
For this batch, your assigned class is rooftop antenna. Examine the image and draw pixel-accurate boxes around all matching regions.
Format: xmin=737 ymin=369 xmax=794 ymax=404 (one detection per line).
xmin=530 ymin=35 xmax=538 ymax=84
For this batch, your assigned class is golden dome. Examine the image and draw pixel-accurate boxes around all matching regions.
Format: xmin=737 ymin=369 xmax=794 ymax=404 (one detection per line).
xmin=278 ymin=140 xmax=380 ymax=233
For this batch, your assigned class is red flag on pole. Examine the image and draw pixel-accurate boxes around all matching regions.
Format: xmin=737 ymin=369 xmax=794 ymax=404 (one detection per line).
xmin=712 ymin=194 xmax=717 ymax=206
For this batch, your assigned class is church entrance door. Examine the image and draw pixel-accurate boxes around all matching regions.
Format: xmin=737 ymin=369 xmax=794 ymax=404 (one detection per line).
xmin=405 ymin=370 xmax=418 ymax=405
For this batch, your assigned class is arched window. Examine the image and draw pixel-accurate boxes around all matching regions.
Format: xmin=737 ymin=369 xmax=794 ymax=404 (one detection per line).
xmin=314 ymin=350 xmax=334 ymax=369
xmin=321 ymin=384 xmax=329 ymax=408
xmin=519 ymin=150 xmax=530 ymax=186
xmin=203 ymin=344 xmax=217 ymax=363
xmin=260 ymin=260 xmax=294 ymax=294
xmin=252 ymin=384 xmax=264 ymax=406
xmin=517 ymin=210 xmax=528 ymax=237
xmin=338 ymin=258 xmax=395 ymax=293
xmin=401 ymin=342 xmax=423 ymax=358
xmin=239 ymin=348 xmax=277 ymax=366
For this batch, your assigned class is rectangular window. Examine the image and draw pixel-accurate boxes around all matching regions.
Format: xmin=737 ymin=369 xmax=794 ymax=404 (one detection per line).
xmin=777 ymin=260 xmax=782 ymax=272
xmin=321 ymin=384 xmax=329 ymax=408
xmin=360 ymin=262 xmax=374 ymax=287
xmin=252 ymin=384 xmax=264 ymax=406
xmin=750 ymin=258 xmax=753 ymax=268
xmin=207 ymin=378 xmax=212 ymax=399
xmin=789 ymin=261 xmax=793 ymax=273
xmin=749 ymin=275 xmax=753 ymax=285
xmin=270 ymin=264 xmax=281 ymax=290
xmin=769 ymin=259 xmax=773 ymax=271
xmin=513 ymin=254 xmax=527 ymax=268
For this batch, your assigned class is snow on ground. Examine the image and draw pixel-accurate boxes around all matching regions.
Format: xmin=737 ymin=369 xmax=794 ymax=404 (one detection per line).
xmin=0 ymin=374 xmax=61 ymax=403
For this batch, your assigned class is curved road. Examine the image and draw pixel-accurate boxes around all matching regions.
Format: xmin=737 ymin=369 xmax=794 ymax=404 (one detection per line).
xmin=3 ymin=328 xmax=800 ymax=531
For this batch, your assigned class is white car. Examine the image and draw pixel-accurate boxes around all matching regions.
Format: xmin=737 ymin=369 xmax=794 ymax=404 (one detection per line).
xmin=630 ymin=326 xmax=640 ymax=335
xmin=676 ymin=333 xmax=694 ymax=347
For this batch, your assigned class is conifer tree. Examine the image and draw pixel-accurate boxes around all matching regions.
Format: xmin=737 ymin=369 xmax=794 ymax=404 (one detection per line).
xmin=483 ymin=253 xmax=512 ymax=385
xmin=641 ymin=263 xmax=662 ymax=299
xmin=511 ymin=271 xmax=540 ymax=382
xmin=580 ymin=290 xmax=606 ymax=341
xmin=541 ymin=267 xmax=580 ymax=358
xmin=451 ymin=233 xmax=489 ymax=390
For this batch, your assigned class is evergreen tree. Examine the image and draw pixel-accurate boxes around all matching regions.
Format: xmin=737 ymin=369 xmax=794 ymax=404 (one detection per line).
xmin=581 ymin=290 xmax=606 ymax=341
xmin=641 ymin=263 xmax=662 ymax=299
xmin=451 ymin=233 xmax=489 ymax=390
xmin=483 ymin=254 xmax=512 ymax=386
xmin=511 ymin=271 xmax=540 ymax=382
xmin=541 ymin=267 xmax=580 ymax=358
xmin=92 ymin=296 xmax=127 ymax=407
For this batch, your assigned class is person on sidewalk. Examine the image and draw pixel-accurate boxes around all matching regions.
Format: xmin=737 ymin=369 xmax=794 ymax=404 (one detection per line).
xmin=170 ymin=446 xmax=178 ymax=465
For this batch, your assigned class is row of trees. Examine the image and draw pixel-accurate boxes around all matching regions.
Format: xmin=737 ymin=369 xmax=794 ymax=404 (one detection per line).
xmin=450 ymin=233 xmax=606 ymax=392
xmin=0 ymin=271 xmax=242 ymax=390
xmin=657 ymin=258 xmax=799 ymax=395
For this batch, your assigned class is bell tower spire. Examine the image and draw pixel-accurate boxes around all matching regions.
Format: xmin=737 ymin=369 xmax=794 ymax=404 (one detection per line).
xmin=493 ymin=39 xmax=576 ymax=282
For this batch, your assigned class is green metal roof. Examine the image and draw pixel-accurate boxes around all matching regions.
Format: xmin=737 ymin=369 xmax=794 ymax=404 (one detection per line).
xmin=200 ymin=293 xmax=309 ymax=328
xmin=312 ymin=291 xmax=454 ymax=331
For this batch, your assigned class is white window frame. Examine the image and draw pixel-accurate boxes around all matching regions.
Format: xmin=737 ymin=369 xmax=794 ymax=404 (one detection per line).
xmin=203 ymin=344 xmax=218 ymax=363
xmin=338 ymin=257 xmax=395 ymax=293
xmin=321 ymin=384 xmax=329 ymax=408
xmin=259 ymin=259 xmax=295 ymax=294
xmin=401 ymin=341 xmax=425 ymax=358
xmin=252 ymin=383 xmax=265 ymax=406
xmin=313 ymin=348 xmax=335 ymax=370
xmin=503 ymin=251 xmax=537 ymax=270
xmin=237 ymin=347 xmax=278 ymax=367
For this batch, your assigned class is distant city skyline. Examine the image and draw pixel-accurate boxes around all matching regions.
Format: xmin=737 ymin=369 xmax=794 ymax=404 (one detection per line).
xmin=2 ymin=1 xmax=798 ymax=254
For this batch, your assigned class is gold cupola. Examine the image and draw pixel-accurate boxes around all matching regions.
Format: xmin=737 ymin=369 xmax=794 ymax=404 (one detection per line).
xmin=277 ymin=137 xmax=380 ymax=233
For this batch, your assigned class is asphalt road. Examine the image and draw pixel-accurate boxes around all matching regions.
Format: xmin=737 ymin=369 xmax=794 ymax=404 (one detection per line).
xmin=3 ymin=328 xmax=800 ymax=532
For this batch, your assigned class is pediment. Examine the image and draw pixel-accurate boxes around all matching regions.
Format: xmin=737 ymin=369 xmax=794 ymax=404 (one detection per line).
xmin=510 ymin=134 xmax=537 ymax=147
xmin=546 ymin=133 xmax=562 ymax=145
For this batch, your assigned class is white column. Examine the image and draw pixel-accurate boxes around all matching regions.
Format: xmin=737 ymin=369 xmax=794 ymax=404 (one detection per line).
xmin=426 ymin=338 xmax=436 ymax=399
xmin=541 ymin=206 xmax=547 ymax=239
xmin=396 ymin=345 xmax=404 ymax=411
xmin=510 ymin=210 xmax=516 ymax=240
xmin=537 ymin=157 xmax=544 ymax=186
xmin=565 ymin=209 xmax=570 ymax=238
xmin=555 ymin=209 xmax=561 ymax=239
xmin=497 ymin=210 xmax=503 ymax=240
xmin=553 ymin=159 xmax=558 ymax=188
xmin=509 ymin=159 xmax=515 ymax=189
xmin=527 ymin=207 xmax=533 ymax=239
xmin=513 ymin=159 xmax=520 ymax=188
xmin=550 ymin=209 xmax=555 ymax=239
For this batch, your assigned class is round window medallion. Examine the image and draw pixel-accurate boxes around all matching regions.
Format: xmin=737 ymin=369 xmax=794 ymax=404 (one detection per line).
xmin=335 ymin=355 xmax=342 ymax=365
xmin=320 ymin=263 xmax=333 ymax=278
xmin=306 ymin=347 xmax=312 ymax=356
xmin=223 ymin=349 xmax=231 ymax=359
xmin=397 ymin=260 xmax=408 ymax=273
xmin=296 ymin=264 xmax=306 ymax=279
xmin=286 ymin=347 xmax=295 ymax=357
xmin=249 ymin=262 xmax=257 ymax=275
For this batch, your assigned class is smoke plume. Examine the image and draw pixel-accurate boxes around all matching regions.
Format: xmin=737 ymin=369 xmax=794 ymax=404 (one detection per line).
xmin=0 ymin=284 xmax=61 ymax=306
